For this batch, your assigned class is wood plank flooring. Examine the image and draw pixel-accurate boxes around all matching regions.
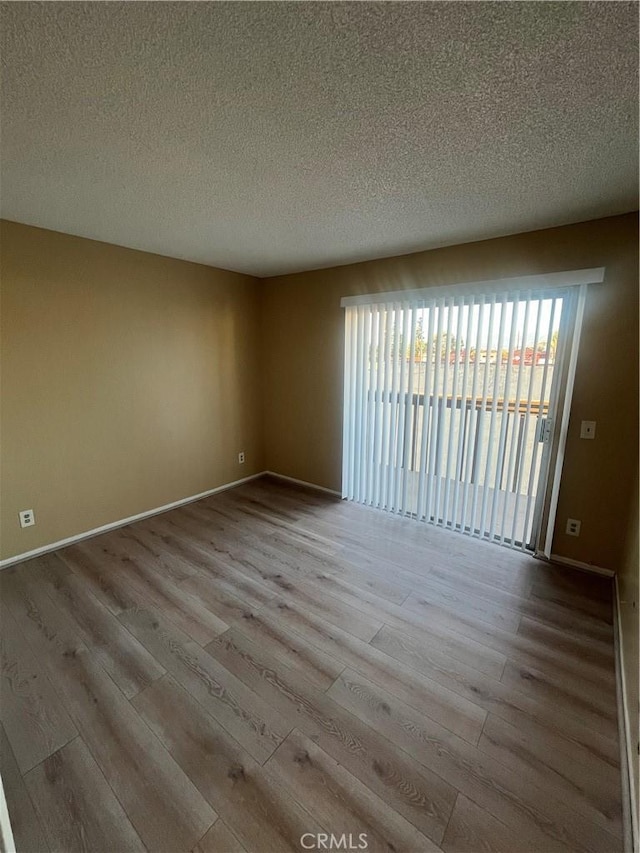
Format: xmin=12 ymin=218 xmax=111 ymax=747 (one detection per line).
xmin=0 ymin=476 xmax=622 ymax=852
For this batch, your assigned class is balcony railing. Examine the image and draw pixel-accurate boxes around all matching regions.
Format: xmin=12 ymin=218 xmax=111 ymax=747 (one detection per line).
xmin=366 ymin=389 xmax=549 ymax=544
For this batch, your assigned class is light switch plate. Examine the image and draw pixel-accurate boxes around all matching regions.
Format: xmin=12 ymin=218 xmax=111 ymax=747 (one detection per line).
xmin=580 ymin=420 xmax=596 ymax=439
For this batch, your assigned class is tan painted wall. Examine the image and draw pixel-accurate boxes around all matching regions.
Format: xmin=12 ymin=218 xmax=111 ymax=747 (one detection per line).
xmin=2 ymin=213 xmax=637 ymax=574
xmin=619 ymin=470 xmax=639 ymax=805
xmin=262 ymin=212 xmax=639 ymax=571
xmin=0 ymin=220 xmax=264 ymax=560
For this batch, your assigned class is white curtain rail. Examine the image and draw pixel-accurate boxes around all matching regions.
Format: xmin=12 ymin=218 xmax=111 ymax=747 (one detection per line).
xmin=340 ymin=267 xmax=604 ymax=308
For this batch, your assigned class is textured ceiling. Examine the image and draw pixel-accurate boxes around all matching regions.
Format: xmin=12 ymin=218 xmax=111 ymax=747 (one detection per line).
xmin=1 ymin=2 xmax=638 ymax=277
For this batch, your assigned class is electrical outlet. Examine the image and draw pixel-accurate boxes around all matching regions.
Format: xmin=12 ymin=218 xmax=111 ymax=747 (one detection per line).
xmin=566 ymin=518 xmax=581 ymax=537
xmin=19 ymin=509 xmax=35 ymax=528
xmin=580 ymin=420 xmax=596 ymax=439
xmin=238 ymin=451 xmax=245 ymax=464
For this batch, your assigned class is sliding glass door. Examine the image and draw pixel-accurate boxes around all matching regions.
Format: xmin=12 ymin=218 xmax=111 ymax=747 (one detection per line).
xmin=342 ymin=285 xmax=584 ymax=551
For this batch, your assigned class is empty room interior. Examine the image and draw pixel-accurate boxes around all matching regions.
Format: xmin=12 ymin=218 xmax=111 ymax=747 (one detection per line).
xmin=1 ymin=3 xmax=639 ymax=853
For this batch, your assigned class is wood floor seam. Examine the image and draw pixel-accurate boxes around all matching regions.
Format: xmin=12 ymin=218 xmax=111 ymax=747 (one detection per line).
xmin=440 ymin=790 xmax=461 ymax=849
xmin=25 ymin=732 xmax=150 ymax=853
xmin=191 ymin=817 xmax=221 ymax=853
xmin=476 ymin=709 xmax=490 ymax=745
xmin=20 ymin=733 xmax=82 ymax=780
xmin=323 ymin=665 xmax=348 ymax=695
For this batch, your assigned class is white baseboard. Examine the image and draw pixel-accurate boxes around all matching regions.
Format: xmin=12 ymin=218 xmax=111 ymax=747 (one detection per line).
xmin=613 ymin=575 xmax=639 ymax=853
xmin=265 ymin=471 xmax=342 ymax=498
xmin=548 ymin=552 xmax=615 ymax=578
xmin=0 ymin=472 xmax=266 ymax=570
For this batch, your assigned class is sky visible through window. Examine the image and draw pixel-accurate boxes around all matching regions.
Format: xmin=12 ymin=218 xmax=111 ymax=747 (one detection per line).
xmin=415 ymin=297 xmax=562 ymax=353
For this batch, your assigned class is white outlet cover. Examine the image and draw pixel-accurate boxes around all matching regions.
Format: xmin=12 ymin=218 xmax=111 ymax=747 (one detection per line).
xmin=566 ymin=518 xmax=581 ymax=536
xmin=19 ymin=509 xmax=35 ymax=528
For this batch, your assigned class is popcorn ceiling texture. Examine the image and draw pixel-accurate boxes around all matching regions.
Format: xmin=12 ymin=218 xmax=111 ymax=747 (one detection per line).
xmin=1 ymin=1 xmax=637 ymax=277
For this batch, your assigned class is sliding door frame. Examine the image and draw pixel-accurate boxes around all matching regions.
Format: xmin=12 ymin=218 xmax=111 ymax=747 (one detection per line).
xmin=341 ymin=267 xmax=604 ymax=555
xmin=533 ymin=283 xmax=588 ymax=557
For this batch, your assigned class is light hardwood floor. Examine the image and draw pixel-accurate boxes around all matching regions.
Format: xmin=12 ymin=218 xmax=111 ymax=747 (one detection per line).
xmin=0 ymin=476 xmax=622 ymax=852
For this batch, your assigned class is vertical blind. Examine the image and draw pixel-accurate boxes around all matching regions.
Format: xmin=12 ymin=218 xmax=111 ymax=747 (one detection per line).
xmin=342 ymin=289 xmax=567 ymax=549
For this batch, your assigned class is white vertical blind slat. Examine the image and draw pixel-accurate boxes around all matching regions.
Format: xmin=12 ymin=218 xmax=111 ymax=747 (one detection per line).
xmin=379 ymin=306 xmax=393 ymax=509
xmin=433 ymin=298 xmax=455 ymax=524
xmin=352 ymin=306 xmax=364 ymax=502
xmin=342 ymin=307 xmax=354 ymax=498
xmin=401 ymin=306 xmax=418 ymax=514
xmin=451 ymin=296 xmax=478 ymax=529
xmin=508 ymin=296 xmax=542 ymax=547
xmin=459 ymin=296 xmax=485 ymax=534
xmin=469 ymin=295 xmax=497 ymax=535
xmin=521 ymin=297 xmax=559 ymax=547
xmin=424 ymin=298 xmax=445 ymax=523
xmin=370 ymin=308 xmax=384 ymax=507
xmin=385 ymin=304 xmax=401 ymax=510
xmin=488 ymin=293 xmax=520 ymax=542
xmin=393 ymin=306 xmax=411 ymax=512
xmin=500 ymin=293 xmax=531 ymax=543
xmin=416 ymin=301 xmax=436 ymax=521
xmin=442 ymin=299 xmax=466 ymax=527
xmin=529 ymin=296 xmax=568 ymax=551
xmin=479 ymin=295 xmax=508 ymax=538
xmin=360 ymin=308 xmax=373 ymax=503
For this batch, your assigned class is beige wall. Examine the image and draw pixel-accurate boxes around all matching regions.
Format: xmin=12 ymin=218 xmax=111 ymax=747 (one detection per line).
xmin=1 ymin=220 xmax=263 ymax=560
xmin=4 ymin=214 xmax=634 ymax=573
xmin=262 ymin=212 xmax=639 ymax=571
xmin=619 ymin=469 xmax=639 ymax=805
